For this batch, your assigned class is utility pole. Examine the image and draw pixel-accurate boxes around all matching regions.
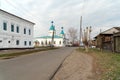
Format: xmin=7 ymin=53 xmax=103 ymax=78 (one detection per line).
xmin=0 ymin=0 xmax=1 ymax=9
xmin=79 ymin=16 xmax=82 ymax=46
xmin=51 ymin=21 xmax=54 ymax=47
xmin=89 ymin=26 xmax=92 ymax=47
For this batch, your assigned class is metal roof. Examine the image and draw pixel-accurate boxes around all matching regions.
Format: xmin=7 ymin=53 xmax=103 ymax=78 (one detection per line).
xmin=36 ymin=35 xmax=63 ymax=39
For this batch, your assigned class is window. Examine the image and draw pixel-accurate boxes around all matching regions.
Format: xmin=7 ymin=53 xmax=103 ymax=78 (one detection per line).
xmin=16 ymin=26 xmax=19 ymax=33
xmin=41 ymin=41 xmax=43 ymax=45
xmin=29 ymin=41 xmax=31 ymax=46
xmin=54 ymin=41 xmax=56 ymax=44
xmin=0 ymin=40 xmax=2 ymax=43
xmin=59 ymin=41 xmax=61 ymax=44
xmin=45 ymin=40 xmax=47 ymax=45
xmin=49 ymin=41 xmax=50 ymax=45
xmin=11 ymin=24 xmax=14 ymax=32
xmin=29 ymin=29 xmax=31 ymax=35
xmin=16 ymin=40 xmax=19 ymax=45
xmin=8 ymin=41 xmax=10 ymax=43
xmin=3 ymin=22 xmax=7 ymax=30
xmin=24 ymin=41 xmax=27 ymax=46
xmin=24 ymin=28 xmax=26 ymax=34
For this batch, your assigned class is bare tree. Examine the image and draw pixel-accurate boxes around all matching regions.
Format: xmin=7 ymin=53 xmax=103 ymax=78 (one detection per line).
xmin=68 ymin=27 xmax=78 ymax=44
xmin=83 ymin=26 xmax=92 ymax=52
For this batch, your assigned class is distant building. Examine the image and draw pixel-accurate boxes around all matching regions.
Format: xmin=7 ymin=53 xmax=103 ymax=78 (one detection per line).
xmin=0 ymin=9 xmax=35 ymax=49
xmin=34 ymin=21 xmax=66 ymax=47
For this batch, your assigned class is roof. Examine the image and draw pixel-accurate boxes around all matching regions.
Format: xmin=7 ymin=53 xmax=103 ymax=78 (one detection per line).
xmin=100 ymin=27 xmax=120 ymax=34
xmin=94 ymin=27 xmax=120 ymax=38
xmin=114 ymin=27 xmax=120 ymax=31
xmin=60 ymin=30 xmax=65 ymax=35
xmin=49 ymin=24 xmax=55 ymax=31
xmin=36 ymin=35 xmax=63 ymax=39
xmin=0 ymin=9 xmax=35 ymax=25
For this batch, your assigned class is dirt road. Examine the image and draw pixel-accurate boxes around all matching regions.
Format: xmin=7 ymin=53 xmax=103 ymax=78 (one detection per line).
xmin=52 ymin=50 xmax=95 ymax=80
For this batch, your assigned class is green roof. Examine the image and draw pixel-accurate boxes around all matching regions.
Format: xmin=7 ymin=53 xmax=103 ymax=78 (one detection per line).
xmin=36 ymin=35 xmax=63 ymax=39
xmin=60 ymin=30 xmax=65 ymax=35
xmin=49 ymin=24 xmax=55 ymax=31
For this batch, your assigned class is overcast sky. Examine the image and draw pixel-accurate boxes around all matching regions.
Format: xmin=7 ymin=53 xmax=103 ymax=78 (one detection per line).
xmin=0 ymin=0 xmax=120 ymax=38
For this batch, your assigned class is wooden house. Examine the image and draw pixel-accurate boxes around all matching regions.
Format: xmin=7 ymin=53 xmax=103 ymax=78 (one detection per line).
xmin=113 ymin=32 xmax=120 ymax=52
xmin=95 ymin=27 xmax=120 ymax=51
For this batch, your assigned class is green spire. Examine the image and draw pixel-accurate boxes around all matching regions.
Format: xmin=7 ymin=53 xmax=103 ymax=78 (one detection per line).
xmin=49 ymin=21 xmax=55 ymax=31
xmin=60 ymin=27 xmax=65 ymax=35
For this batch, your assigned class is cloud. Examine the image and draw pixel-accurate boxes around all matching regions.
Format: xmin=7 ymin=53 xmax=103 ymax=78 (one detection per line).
xmin=1 ymin=0 xmax=120 ymax=39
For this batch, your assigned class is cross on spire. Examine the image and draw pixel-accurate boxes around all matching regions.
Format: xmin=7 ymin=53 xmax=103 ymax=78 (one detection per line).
xmin=51 ymin=21 xmax=54 ymax=25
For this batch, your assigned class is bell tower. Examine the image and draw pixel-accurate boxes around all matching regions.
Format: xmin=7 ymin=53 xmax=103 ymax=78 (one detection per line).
xmin=48 ymin=21 xmax=56 ymax=36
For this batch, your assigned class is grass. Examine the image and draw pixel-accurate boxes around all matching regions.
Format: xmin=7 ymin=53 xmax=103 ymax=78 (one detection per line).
xmin=77 ymin=48 xmax=120 ymax=80
xmin=0 ymin=47 xmax=58 ymax=59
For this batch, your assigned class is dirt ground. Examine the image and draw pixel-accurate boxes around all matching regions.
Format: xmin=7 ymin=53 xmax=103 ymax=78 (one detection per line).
xmin=52 ymin=50 xmax=96 ymax=80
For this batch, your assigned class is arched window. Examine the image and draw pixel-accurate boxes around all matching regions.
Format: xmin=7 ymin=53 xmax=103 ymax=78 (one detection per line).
xmin=34 ymin=40 xmax=39 ymax=47
xmin=49 ymin=41 xmax=51 ymax=45
xmin=59 ymin=41 xmax=61 ymax=44
xmin=54 ymin=41 xmax=56 ymax=44
xmin=41 ymin=41 xmax=43 ymax=45
xmin=45 ymin=40 xmax=47 ymax=45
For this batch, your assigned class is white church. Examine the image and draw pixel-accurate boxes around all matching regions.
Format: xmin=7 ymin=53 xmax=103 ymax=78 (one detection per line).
xmin=0 ymin=9 xmax=35 ymax=49
xmin=34 ymin=21 xmax=66 ymax=47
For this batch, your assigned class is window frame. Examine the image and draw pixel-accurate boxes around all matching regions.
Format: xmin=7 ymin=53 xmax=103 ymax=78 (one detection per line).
xmin=3 ymin=22 xmax=7 ymax=31
xmin=59 ymin=41 xmax=61 ymax=45
xmin=29 ymin=41 xmax=31 ymax=46
xmin=24 ymin=28 xmax=26 ymax=34
xmin=24 ymin=41 xmax=27 ymax=46
xmin=29 ymin=29 xmax=31 ymax=35
xmin=11 ymin=24 xmax=14 ymax=32
xmin=16 ymin=26 xmax=19 ymax=33
xmin=16 ymin=40 xmax=20 ymax=45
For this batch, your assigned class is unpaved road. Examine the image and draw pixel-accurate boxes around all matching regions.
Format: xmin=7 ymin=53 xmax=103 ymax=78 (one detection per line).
xmin=52 ymin=50 xmax=95 ymax=80
xmin=0 ymin=47 xmax=76 ymax=80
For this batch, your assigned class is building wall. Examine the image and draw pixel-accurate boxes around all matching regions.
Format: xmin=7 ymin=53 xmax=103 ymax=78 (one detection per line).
xmin=113 ymin=33 xmax=120 ymax=52
xmin=0 ymin=10 xmax=34 ymax=48
xmin=114 ymin=37 xmax=120 ymax=52
xmin=35 ymin=38 xmax=64 ymax=47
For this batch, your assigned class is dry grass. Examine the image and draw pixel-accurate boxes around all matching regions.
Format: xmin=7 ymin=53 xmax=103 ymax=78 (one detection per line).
xmin=77 ymin=48 xmax=120 ymax=80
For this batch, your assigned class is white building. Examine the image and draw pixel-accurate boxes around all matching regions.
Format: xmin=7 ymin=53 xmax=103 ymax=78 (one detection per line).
xmin=34 ymin=21 xmax=66 ymax=47
xmin=0 ymin=9 xmax=35 ymax=49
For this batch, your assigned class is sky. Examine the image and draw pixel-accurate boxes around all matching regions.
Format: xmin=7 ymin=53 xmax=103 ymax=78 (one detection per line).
xmin=0 ymin=0 xmax=120 ymax=39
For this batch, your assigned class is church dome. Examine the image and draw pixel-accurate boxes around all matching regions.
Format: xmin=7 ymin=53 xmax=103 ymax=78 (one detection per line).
xmin=60 ymin=27 xmax=65 ymax=35
xmin=49 ymin=21 xmax=55 ymax=31
xmin=60 ymin=30 xmax=64 ymax=35
xmin=49 ymin=25 xmax=55 ymax=31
